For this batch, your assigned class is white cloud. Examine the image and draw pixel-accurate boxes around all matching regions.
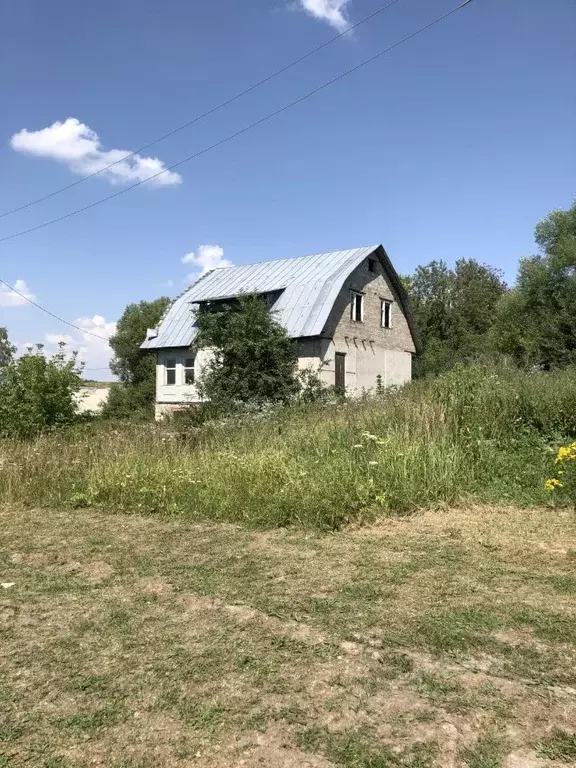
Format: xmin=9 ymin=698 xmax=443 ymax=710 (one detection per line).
xmin=296 ymin=0 xmax=351 ymax=29
xmin=182 ymin=244 xmax=233 ymax=277
xmin=0 ymin=279 xmax=35 ymax=307
xmin=11 ymin=118 xmax=182 ymax=187
xmin=44 ymin=315 xmax=117 ymax=377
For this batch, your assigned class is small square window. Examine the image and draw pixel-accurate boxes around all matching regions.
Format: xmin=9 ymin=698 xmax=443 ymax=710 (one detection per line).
xmin=184 ymin=356 xmax=195 ymax=385
xmin=350 ymin=291 xmax=363 ymax=322
xmin=381 ymin=300 xmax=392 ymax=329
xmin=165 ymin=358 xmax=176 ymax=386
xmin=368 ymin=259 xmax=376 ymax=273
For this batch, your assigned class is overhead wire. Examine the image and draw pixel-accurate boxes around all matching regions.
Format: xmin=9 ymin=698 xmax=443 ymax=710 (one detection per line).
xmin=0 ymin=0 xmax=475 ymax=249
xmin=0 ymin=0 xmax=406 ymax=220
xmin=0 ymin=277 xmax=110 ymax=340
xmin=0 ymin=0 xmax=475 ymax=337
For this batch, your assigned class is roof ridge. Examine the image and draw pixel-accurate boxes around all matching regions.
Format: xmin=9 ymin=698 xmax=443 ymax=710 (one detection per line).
xmin=205 ymin=246 xmax=377 ymax=273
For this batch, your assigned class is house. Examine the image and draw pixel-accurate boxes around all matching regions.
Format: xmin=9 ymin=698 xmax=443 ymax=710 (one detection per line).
xmin=141 ymin=245 xmax=420 ymax=419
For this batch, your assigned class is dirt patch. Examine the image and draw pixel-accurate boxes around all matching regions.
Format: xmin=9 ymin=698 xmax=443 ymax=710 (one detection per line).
xmin=136 ymin=576 xmax=174 ymax=595
xmin=60 ymin=560 xmax=115 ymax=583
xmin=10 ymin=552 xmax=114 ymax=583
xmin=503 ymin=749 xmax=550 ymax=767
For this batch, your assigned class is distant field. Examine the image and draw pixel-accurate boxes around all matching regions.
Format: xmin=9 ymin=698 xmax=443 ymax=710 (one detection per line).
xmin=2 ymin=504 xmax=576 ymax=767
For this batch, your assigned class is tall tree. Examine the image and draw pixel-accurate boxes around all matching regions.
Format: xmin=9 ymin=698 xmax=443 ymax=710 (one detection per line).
xmin=407 ymin=259 xmax=506 ymax=377
xmin=104 ymin=297 xmax=170 ymax=417
xmin=492 ymin=202 xmax=576 ymax=368
xmin=194 ymin=293 xmax=299 ymax=409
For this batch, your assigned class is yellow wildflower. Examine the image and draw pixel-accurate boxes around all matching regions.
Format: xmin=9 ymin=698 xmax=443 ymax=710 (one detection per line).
xmin=544 ymin=478 xmax=563 ymax=492
xmin=555 ymin=442 xmax=576 ymax=464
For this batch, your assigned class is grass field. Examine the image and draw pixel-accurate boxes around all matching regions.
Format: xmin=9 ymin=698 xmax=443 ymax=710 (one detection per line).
xmin=2 ymin=504 xmax=576 ymax=767
xmin=2 ymin=365 xmax=576 ymax=528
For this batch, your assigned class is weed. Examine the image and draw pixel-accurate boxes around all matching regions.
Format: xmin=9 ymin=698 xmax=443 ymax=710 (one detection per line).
xmin=2 ymin=365 xmax=576 ymax=529
xmin=537 ymin=729 xmax=576 ymax=761
xmin=461 ymin=733 xmax=507 ymax=768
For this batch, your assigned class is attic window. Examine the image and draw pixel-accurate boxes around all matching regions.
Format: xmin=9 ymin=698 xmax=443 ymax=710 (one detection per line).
xmin=350 ymin=291 xmax=364 ymax=323
xmin=381 ymin=300 xmax=392 ymax=329
xmin=368 ymin=259 xmax=376 ymax=273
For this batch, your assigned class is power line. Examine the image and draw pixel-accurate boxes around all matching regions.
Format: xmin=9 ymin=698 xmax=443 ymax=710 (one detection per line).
xmin=0 ymin=277 xmax=110 ymax=340
xmin=0 ymin=0 xmax=405 ymax=220
xmin=0 ymin=0 xmax=474 ymax=338
xmin=0 ymin=0 xmax=474 ymax=249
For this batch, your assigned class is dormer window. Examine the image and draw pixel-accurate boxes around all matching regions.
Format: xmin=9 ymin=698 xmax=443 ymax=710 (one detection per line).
xmin=350 ymin=291 xmax=364 ymax=322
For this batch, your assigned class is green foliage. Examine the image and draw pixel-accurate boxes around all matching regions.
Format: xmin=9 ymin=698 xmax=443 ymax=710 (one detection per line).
xmin=0 ymin=343 xmax=83 ymax=438
xmin=492 ymin=202 xmax=576 ymax=368
xmin=1 ymin=364 xmax=575 ymax=528
xmin=407 ymin=260 xmax=506 ymax=377
xmin=104 ymin=297 xmax=170 ymax=418
xmin=460 ymin=734 xmax=507 ymax=768
xmin=0 ymin=327 xmax=16 ymax=370
xmin=194 ymin=293 xmax=299 ymax=409
xmin=545 ymin=440 xmax=576 ymax=508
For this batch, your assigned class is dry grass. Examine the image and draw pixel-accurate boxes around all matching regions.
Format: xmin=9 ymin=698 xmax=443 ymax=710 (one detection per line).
xmin=2 ymin=504 xmax=576 ymax=766
xmin=5 ymin=364 xmax=576 ymax=529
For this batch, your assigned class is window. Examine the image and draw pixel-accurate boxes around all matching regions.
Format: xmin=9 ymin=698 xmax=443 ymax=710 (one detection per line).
xmin=350 ymin=291 xmax=364 ymax=322
xmin=183 ymin=356 xmax=195 ymax=385
xmin=335 ymin=352 xmax=346 ymax=392
xmin=368 ymin=259 xmax=376 ymax=273
xmin=381 ymin=300 xmax=392 ymax=329
xmin=165 ymin=358 xmax=176 ymax=385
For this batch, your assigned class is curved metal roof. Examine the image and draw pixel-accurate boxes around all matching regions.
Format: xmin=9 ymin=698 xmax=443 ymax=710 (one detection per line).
xmin=141 ymin=245 xmax=420 ymax=352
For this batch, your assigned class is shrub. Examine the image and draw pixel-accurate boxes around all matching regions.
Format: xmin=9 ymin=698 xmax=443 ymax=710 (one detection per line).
xmin=0 ymin=343 xmax=83 ymax=438
xmin=194 ymin=294 xmax=299 ymax=409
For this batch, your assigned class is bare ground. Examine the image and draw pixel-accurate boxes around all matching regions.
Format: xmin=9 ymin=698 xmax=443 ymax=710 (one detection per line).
xmin=1 ymin=505 xmax=576 ymax=767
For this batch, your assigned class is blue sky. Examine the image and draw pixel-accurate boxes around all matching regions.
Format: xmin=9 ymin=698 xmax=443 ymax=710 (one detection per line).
xmin=0 ymin=0 xmax=574 ymax=377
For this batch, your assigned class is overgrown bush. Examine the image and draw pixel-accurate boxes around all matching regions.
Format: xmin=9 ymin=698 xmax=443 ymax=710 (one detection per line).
xmin=0 ymin=344 xmax=83 ymax=438
xmin=195 ymin=293 xmax=300 ymax=408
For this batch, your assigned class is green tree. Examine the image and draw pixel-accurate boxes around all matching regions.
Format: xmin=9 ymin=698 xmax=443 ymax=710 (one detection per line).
xmin=492 ymin=203 xmax=576 ymax=369
xmin=408 ymin=259 xmax=506 ymax=376
xmin=194 ymin=293 xmax=299 ymax=410
xmin=104 ymin=297 xmax=170 ymax=417
xmin=0 ymin=327 xmax=16 ymax=370
xmin=0 ymin=343 xmax=83 ymax=438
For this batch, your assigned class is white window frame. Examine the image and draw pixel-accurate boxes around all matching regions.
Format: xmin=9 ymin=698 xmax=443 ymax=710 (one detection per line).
xmin=164 ymin=356 xmax=177 ymax=386
xmin=381 ymin=299 xmax=393 ymax=329
xmin=183 ymin=355 xmax=195 ymax=385
xmin=350 ymin=291 xmax=364 ymax=323
xmin=161 ymin=354 xmax=196 ymax=386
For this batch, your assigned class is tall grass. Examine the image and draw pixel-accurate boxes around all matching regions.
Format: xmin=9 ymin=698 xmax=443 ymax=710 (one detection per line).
xmin=1 ymin=365 xmax=575 ymax=529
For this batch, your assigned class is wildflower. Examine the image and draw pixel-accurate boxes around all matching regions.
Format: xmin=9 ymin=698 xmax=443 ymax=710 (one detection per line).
xmin=555 ymin=442 xmax=576 ymax=464
xmin=544 ymin=478 xmax=563 ymax=492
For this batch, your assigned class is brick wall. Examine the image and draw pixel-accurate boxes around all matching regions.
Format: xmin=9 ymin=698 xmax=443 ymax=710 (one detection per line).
xmin=312 ymin=255 xmax=416 ymax=393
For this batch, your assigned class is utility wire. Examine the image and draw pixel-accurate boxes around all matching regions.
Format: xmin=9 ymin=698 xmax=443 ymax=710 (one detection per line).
xmin=0 ymin=0 xmax=474 ymax=249
xmin=0 ymin=0 xmax=405 ymax=220
xmin=0 ymin=0 xmax=474 ymax=336
xmin=0 ymin=277 xmax=110 ymax=340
